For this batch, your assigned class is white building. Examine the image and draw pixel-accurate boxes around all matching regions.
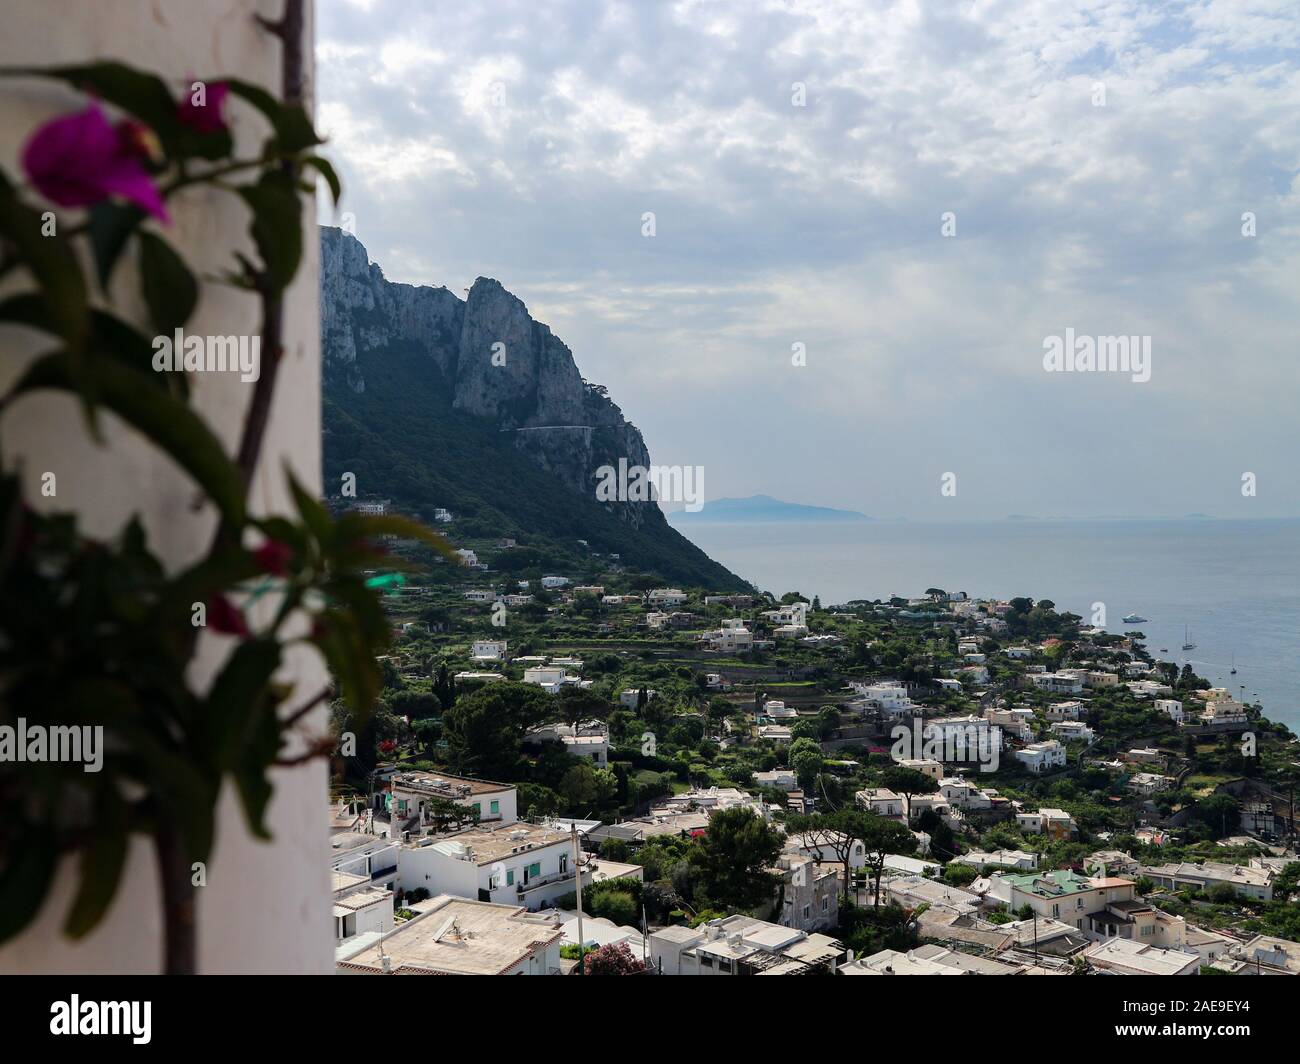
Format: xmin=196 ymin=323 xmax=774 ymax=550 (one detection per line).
xmin=960 ymin=849 xmax=1038 ymax=871
xmin=525 ymin=723 xmax=610 ymax=767
xmin=647 ymin=588 xmax=688 ymax=606
xmin=332 ymin=871 xmax=393 ymax=948
xmin=471 ymin=639 xmax=508 ymax=661
xmin=1155 ymin=698 xmax=1184 ymax=722
xmin=1082 ymin=937 xmax=1200 ymax=976
xmin=703 ymin=623 xmax=753 ymax=651
xmin=388 ymin=771 xmax=518 ymax=829
xmin=851 ymin=681 xmax=915 ymax=714
xmin=337 ymin=895 xmax=563 ymax=975
xmin=1139 ymin=861 xmax=1275 ymax=902
xmin=1051 ymin=720 xmax=1095 ymax=744
xmin=540 ymin=575 xmax=570 ymax=589
xmin=1029 ymin=672 xmax=1084 ymax=695
xmin=398 ymin=821 xmax=601 ymax=911
xmin=855 ymin=788 xmax=905 ymax=820
xmin=523 ymin=666 xmax=590 ymax=694
xmin=649 ymin=915 xmax=845 ymax=975
xmin=1016 ymin=807 xmax=1076 ymax=837
xmin=1014 ymin=739 xmax=1066 ymax=773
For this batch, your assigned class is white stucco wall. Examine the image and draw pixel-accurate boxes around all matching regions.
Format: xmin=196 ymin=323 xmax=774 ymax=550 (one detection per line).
xmin=0 ymin=1 xmax=330 ymax=973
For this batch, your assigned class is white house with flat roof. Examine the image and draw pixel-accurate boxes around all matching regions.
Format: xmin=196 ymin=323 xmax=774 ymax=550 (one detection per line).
xmin=1139 ymin=861 xmax=1274 ymax=901
xmin=1014 ymin=740 xmax=1066 ymax=773
xmin=649 ymin=915 xmax=845 ymax=975
xmin=1156 ymin=698 xmax=1184 ymax=722
xmin=332 ymin=870 xmax=393 ymax=949
xmin=387 ymin=770 xmax=518 ymax=829
xmin=1051 ymin=720 xmax=1095 ymax=744
xmin=397 ymin=821 xmax=603 ymax=911
xmin=337 ymin=894 xmax=563 ymax=975
xmin=1082 ymin=937 xmax=1199 ymax=976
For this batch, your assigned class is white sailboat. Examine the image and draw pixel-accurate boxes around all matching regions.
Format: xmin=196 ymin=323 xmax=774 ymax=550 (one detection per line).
xmin=1181 ymin=624 xmax=1196 ymax=651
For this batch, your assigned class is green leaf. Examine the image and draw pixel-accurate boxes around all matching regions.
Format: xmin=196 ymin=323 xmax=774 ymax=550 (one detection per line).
xmin=252 ymin=515 xmax=308 ymax=555
xmin=335 ymin=511 xmax=457 ymax=562
xmin=9 ymin=353 xmax=245 ymax=524
xmin=6 ymin=62 xmax=177 ymax=135
xmin=328 ymin=576 xmax=393 ymax=653
xmin=0 ymin=833 xmax=57 ymax=945
xmin=202 ymin=638 xmax=281 ymax=769
xmin=138 ymin=230 xmax=198 ymax=335
xmin=87 ymin=201 xmax=144 ymax=290
xmin=302 ymin=155 xmax=342 ymax=204
xmin=234 ymin=765 xmax=276 ymax=840
xmin=0 ymin=180 xmax=89 ymax=350
xmin=286 ymin=468 xmax=333 ymax=549
xmin=0 ymin=295 xmax=180 ymax=394
xmin=314 ymin=610 xmax=380 ymax=716
xmin=64 ymin=800 xmax=129 ymax=939
xmin=238 ymin=172 xmax=303 ymax=291
xmin=225 ymin=78 xmax=323 ymax=154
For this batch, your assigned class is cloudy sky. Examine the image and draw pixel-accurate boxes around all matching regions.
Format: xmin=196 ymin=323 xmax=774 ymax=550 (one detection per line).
xmin=316 ymin=0 xmax=1299 ymax=520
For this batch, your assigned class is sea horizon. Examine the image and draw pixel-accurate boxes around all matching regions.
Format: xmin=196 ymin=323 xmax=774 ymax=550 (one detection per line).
xmin=674 ymin=516 xmax=1300 ymax=734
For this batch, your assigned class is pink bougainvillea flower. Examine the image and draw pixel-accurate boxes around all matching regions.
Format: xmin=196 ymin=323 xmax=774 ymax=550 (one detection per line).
xmin=252 ymin=539 xmax=294 ymax=577
xmin=207 ymin=594 xmax=250 ymax=638
xmin=177 ymin=81 xmax=229 ymax=135
xmin=21 ymin=102 xmax=169 ymax=222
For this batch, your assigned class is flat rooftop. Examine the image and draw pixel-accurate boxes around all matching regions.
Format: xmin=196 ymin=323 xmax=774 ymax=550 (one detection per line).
xmin=425 ymin=821 xmax=571 ymax=866
xmin=389 ymin=771 xmax=514 ymax=798
xmin=338 ymin=895 xmax=562 ymax=975
xmin=332 ymin=870 xmax=370 ymax=895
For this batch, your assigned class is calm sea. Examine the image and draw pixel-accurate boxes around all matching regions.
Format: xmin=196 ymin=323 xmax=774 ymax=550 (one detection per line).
xmin=672 ymin=518 xmax=1300 ymax=733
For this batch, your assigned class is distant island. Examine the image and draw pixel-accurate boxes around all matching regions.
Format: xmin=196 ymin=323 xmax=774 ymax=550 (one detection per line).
xmin=669 ymin=494 xmax=871 ymax=523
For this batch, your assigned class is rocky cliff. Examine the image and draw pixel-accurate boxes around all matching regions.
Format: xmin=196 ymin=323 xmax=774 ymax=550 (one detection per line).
xmin=319 ymin=226 xmax=744 ymax=587
xmin=322 ymin=227 xmax=652 ymax=516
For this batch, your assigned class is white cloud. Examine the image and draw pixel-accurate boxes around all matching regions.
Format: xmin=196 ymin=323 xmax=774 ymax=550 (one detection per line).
xmin=317 ymin=0 xmax=1300 ymax=518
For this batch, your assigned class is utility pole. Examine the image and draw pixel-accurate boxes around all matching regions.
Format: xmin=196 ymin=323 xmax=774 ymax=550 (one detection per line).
xmin=572 ymin=822 xmax=585 ymax=975
xmin=641 ymin=900 xmax=650 ymax=966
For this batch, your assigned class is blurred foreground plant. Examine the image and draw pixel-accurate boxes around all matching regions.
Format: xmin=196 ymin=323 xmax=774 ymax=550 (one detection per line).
xmin=0 ymin=4 xmax=448 ymax=972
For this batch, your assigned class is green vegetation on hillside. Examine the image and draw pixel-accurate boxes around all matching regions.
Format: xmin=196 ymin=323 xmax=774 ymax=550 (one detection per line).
xmin=322 ymin=342 xmax=746 ymax=588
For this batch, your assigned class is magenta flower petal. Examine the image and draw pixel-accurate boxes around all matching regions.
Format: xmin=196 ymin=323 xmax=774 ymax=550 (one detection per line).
xmin=22 ymin=103 xmax=118 ymax=207
xmin=177 ymin=81 xmax=229 ymax=135
xmin=20 ymin=102 xmax=169 ymax=222
xmin=207 ymin=595 xmax=251 ymax=638
xmin=96 ymin=162 xmax=170 ymax=223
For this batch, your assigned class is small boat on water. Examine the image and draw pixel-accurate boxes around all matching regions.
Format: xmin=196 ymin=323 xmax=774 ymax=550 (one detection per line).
xmin=1122 ymin=613 xmax=1148 ymax=624
xmin=1230 ymin=652 xmax=1237 ymax=675
xmin=1181 ymin=624 xmax=1196 ymax=651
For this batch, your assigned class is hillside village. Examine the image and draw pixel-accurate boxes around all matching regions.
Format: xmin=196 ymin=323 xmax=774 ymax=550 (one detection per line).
xmin=329 ymin=521 xmax=1300 ymax=976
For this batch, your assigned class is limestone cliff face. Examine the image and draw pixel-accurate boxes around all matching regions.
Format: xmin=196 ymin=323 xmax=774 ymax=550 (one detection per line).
xmin=320 ymin=227 xmax=653 ymax=523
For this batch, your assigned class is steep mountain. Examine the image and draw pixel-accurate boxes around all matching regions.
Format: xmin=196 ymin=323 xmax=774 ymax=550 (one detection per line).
xmin=319 ymin=226 xmax=746 ymax=588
